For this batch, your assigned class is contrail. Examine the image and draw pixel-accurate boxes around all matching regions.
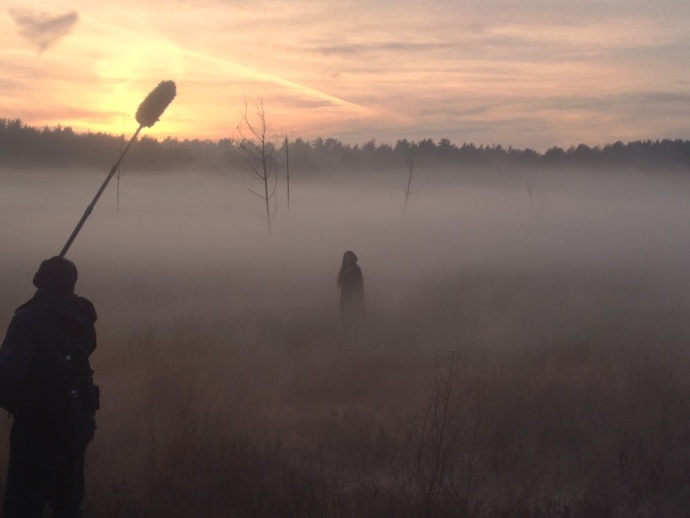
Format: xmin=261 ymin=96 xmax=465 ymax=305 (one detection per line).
xmin=180 ymin=47 xmax=368 ymax=113
xmin=75 ymin=11 xmax=369 ymax=115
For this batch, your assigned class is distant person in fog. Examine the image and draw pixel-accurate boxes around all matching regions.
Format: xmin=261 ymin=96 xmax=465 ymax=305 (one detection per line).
xmin=337 ymin=251 xmax=365 ymax=338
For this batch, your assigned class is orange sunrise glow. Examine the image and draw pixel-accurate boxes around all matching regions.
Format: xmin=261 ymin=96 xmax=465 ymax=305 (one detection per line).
xmin=2 ymin=0 xmax=690 ymax=150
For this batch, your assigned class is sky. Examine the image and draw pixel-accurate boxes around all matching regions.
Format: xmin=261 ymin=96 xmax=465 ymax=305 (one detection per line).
xmin=2 ymin=0 xmax=690 ymax=151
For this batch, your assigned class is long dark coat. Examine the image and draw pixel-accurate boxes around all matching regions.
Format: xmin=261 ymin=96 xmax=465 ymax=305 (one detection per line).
xmin=0 ymin=290 xmax=99 ymax=517
xmin=337 ymin=251 xmax=365 ymax=329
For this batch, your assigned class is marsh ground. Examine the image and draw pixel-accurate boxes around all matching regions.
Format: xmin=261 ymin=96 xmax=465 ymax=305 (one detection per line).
xmin=1 ymin=167 xmax=690 ymax=516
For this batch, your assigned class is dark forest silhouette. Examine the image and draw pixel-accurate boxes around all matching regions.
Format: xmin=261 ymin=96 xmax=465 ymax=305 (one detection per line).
xmin=2 ymin=118 xmax=690 ymax=174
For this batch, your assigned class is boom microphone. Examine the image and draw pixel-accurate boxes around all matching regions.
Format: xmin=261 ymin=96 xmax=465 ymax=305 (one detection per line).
xmin=59 ymin=80 xmax=177 ymax=257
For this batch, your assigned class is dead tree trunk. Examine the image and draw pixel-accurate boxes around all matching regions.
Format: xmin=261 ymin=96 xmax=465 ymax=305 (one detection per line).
xmin=237 ymin=100 xmax=276 ymax=234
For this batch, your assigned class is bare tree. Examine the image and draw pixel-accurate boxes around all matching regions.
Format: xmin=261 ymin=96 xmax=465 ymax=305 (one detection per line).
xmin=284 ymin=136 xmax=291 ymax=212
xmin=404 ymin=143 xmax=418 ymax=213
xmin=237 ymin=99 xmax=277 ymax=233
xmin=116 ymin=110 xmax=128 ymax=215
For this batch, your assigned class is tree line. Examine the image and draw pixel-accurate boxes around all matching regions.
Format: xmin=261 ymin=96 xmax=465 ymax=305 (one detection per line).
xmin=2 ymin=118 xmax=690 ymax=175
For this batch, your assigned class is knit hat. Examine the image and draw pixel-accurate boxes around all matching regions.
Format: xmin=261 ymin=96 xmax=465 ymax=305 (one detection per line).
xmin=33 ymin=256 xmax=78 ymax=292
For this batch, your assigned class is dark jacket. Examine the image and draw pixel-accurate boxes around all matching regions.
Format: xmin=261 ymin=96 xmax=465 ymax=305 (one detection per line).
xmin=337 ymin=262 xmax=364 ymax=325
xmin=0 ymin=291 xmax=98 ymax=441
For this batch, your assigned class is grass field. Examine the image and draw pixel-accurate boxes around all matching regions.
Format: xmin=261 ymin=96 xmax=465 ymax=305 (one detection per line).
xmin=2 ymin=168 xmax=690 ymax=516
xmin=2 ymin=273 xmax=687 ymax=517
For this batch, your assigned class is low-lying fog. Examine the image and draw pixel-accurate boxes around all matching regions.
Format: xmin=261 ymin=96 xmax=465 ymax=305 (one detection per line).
xmin=2 ymin=166 xmax=690 ymax=349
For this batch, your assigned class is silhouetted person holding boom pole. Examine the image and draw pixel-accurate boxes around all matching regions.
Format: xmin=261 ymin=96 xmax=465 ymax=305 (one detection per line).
xmin=0 ymin=80 xmax=176 ymax=518
xmin=0 ymin=257 xmax=98 ymax=518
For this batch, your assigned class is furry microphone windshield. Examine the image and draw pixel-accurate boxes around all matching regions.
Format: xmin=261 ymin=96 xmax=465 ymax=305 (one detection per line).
xmin=135 ymin=80 xmax=177 ymax=128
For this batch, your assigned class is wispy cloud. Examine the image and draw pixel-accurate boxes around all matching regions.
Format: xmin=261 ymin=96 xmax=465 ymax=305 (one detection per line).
xmin=9 ymin=8 xmax=79 ymax=53
xmin=1 ymin=0 xmax=690 ymax=148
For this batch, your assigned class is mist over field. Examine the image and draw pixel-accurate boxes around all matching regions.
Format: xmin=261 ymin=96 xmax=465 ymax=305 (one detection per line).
xmin=3 ymin=165 xmax=690 ymax=516
xmin=2 ymin=166 xmax=690 ymax=342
